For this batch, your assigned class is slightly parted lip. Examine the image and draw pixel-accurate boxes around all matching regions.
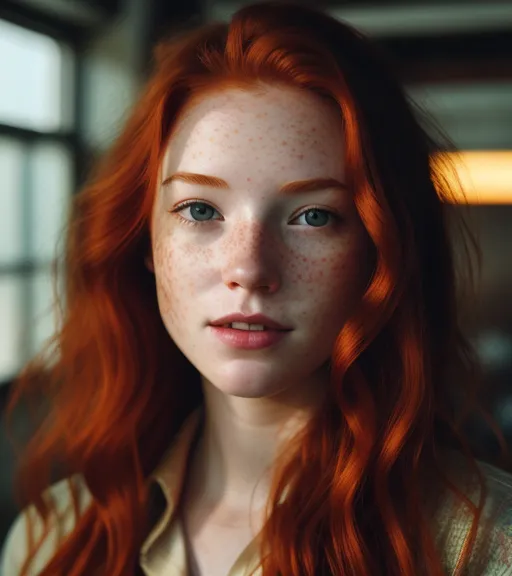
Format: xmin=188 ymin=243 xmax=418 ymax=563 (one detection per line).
xmin=209 ymin=313 xmax=292 ymax=331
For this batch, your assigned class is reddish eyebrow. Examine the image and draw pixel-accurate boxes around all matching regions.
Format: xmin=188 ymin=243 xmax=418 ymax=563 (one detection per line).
xmin=161 ymin=172 xmax=347 ymax=194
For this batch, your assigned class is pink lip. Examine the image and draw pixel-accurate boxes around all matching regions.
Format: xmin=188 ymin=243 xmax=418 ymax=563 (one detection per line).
xmin=209 ymin=313 xmax=291 ymax=331
xmin=209 ymin=325 xmax=290 ymax=350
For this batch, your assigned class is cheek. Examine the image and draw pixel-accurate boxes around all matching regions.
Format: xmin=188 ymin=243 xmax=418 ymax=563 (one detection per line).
xmin=289 ymin=235 xmax=367 ymax=286
xmin=289 ymin=235 xmax=370 ymax=322
xmin=328 ymin=242 xmax=367 ymax=287
xmin=152 ymin=235 xmax=212 ymax=330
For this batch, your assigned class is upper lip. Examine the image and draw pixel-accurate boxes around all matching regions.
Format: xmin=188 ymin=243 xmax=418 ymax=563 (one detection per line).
xmin=209 ymin=313 xmax=292 ymax=331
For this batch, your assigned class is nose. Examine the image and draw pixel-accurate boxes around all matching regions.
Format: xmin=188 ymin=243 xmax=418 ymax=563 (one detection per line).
xmin=220 ymin=220 xmax=281 ymax=294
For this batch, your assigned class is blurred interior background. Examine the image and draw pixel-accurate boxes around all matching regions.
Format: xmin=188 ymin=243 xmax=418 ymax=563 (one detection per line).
xmin=0 ymin=0 xmax=511 ymax=544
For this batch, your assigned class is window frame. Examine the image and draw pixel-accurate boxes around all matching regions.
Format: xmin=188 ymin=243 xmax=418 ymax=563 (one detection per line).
xmin=0 ymin=8 xmax=86 ymax=389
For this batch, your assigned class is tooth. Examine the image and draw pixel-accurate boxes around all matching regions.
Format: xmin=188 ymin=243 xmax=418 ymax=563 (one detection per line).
xmin=229 ymin=322 xmax=266 ymax=331
xmin=231 ymin=322 xmax=250 ymax=330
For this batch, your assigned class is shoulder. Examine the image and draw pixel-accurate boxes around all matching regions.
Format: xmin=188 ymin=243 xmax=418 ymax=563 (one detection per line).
xmin=0 ymin=475 xmax=92 ymax=576
xmin=433 ymin=453 xmax=512 ymax=575
xmin=470 ymin=460 xmax=512 ymax=574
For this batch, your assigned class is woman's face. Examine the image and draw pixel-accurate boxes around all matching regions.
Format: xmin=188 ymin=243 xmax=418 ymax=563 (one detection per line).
xmin=150 ymin=84 xmax=370 ymax=400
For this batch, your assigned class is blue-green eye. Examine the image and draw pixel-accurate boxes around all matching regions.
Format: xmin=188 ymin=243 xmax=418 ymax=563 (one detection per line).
xmin=294 ymin=208 xmax=332 ymax=227
xmin=188 ymin=202 xmax=216 ymax=221
xmin=174 ymin=201 xmax=220 ymax=222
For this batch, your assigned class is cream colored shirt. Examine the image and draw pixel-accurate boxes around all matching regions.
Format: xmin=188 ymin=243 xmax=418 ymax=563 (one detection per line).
xmin=2 ymin=406 xmax=512 ymax=575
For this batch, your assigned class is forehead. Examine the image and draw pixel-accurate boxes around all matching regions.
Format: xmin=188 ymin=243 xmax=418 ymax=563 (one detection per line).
xmin=162 ymin=84 xmax=345 ymax=183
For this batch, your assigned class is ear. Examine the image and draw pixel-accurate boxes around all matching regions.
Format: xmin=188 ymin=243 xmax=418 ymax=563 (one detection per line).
xmin=145 ymin=252 xmax=155 ymax=273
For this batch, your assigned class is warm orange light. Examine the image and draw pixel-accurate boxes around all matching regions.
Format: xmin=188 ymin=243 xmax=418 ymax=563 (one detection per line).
xmin=442 ymin=151 xmax=512 ymax=204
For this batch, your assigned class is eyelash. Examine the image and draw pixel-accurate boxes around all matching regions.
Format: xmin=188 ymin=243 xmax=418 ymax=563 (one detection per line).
xmin=169 ymin=199 xmax=341 ymax=228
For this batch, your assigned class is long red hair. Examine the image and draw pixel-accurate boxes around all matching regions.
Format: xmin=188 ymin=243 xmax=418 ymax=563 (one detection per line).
xmin=5 ymin=2 xmax=508 ymax=574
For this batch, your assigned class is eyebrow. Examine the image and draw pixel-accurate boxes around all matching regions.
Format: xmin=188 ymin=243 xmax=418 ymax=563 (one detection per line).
xmin=161 ymin=172 xmax=347 ymax=194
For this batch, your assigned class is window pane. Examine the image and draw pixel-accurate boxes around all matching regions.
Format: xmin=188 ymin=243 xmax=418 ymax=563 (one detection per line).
xmin=29 ymin=269 xmax=60 ymax=358
xmin=0 ymin=276 xmax=24 ymax=382
xmin=29 ymin=143 xmax=73 ymax=262
xmin=0 ymin=19 xmax=70 ymax=131
xmin=0 ymin=137 xmax=24 ymax=264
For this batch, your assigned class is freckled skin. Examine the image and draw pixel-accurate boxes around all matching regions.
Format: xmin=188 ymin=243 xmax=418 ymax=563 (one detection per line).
xmin=150 ymin=84 xmax=370 ymax=400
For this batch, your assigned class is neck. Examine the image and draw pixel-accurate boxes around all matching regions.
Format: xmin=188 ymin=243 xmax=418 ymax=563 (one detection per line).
xmin=186 ymin=370 xmax=328 ymax=514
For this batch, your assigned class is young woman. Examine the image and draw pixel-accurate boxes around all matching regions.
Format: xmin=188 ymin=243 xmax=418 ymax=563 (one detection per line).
xmin=2 ymin=2 xmax=511 ymax=575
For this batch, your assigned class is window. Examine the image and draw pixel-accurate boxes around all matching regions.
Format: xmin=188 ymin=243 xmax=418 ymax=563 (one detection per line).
xmin=0 ymin=19 xmax=76 ymax=383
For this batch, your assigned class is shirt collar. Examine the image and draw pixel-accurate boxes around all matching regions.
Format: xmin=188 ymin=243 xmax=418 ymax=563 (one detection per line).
xmin=139 ymin=403 xmax=290 ymax=573
xmin=140 ymin=405 xmax=204 ymax=558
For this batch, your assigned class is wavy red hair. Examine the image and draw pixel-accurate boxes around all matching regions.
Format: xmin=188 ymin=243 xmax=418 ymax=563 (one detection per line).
xmin=5 ymin=2 xmax=509 ymax=575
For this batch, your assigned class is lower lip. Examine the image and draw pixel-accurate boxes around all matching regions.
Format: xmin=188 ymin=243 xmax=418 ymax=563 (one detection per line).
xmin=209 ymin=326 xmax=291 ymax=350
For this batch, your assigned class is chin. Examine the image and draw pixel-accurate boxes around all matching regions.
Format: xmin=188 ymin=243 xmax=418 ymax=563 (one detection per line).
xmin=202 ymin=364 xmax=293 ymax=399
xmin=215 ymin=387 xmax=273 ymax=399
xmin=208 ymin=377 xmax=287 ymax=399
